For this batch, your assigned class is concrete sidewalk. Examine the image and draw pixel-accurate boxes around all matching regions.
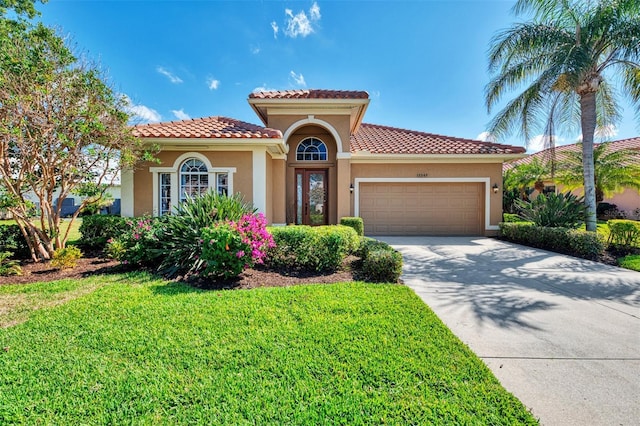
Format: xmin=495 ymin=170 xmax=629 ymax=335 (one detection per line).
xmin=381 ymin=236 xmax=640 ymax=426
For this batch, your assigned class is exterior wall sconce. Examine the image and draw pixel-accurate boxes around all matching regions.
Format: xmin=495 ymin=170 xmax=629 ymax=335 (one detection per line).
xmin=350 ymin=183 xmax=354 ymax=193
xmin=492 ymin=183 xmax=499 ymax=194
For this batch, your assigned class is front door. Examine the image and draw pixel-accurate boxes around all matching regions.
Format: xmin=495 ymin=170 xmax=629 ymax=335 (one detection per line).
xmin=295 ymin=169 xmax=328 ymax=225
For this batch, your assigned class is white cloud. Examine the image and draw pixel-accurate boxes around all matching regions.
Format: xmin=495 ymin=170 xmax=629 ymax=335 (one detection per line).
xmin=156 ymin=66 xmax=183 ymax=84
xmin=309 ymin=1 xmax=321 ymax=21
xmin=476 ymin=131 xmax=497 ymax=143
xmin=289 ymin=71 xmax=306 ymax=87
xmin=172 ymin=109 xmax=190 ymax=121
xmin=526 ymin=134 xmax=566 ymax=153
xmin=271 ymin=21 xmax=279 ymax=39
xmin=252 ymin=84 xmax=277 ymax=93
xmin=283 ymin=2 xmax=321 ymax=38
xmin=595 ymin=124 xmax=618 ymax=140
xmin=250 ymin=45 xmax=260 ymax=55
xmin=207 ymin=78 xmax=220 ymax=90
xmin=122 ymin=95 xmax=161 ymax=123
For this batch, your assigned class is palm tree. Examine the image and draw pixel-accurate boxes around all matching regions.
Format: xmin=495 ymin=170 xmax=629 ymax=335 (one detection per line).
xmin=556 ymin=142 xmax=640 ymax=203
xmin=486 ymin=0 xmax=640 ymax=231
xmin=504 ymin=157 xmax=550 ymax=199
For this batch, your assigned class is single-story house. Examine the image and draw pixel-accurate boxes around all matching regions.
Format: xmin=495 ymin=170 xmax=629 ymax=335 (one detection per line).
xmin=124 ymin=89 xmax=525 ymax=236
xmin=504 ymin=137 xmax=640 ymax=216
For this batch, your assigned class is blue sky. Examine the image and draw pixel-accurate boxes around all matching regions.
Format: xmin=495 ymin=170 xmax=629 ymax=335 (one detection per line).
xmin=37 ymin=0 xmax=638 ymax=152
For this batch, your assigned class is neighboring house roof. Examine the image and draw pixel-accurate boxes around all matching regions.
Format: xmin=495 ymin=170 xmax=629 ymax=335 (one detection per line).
xmin=249 ymin=89 xmax=369 ymax=100
xmin=351 ymin=123 xmax=526 ymax=155
xmin=131 ymin=116 xmax=282 ymax=139
xmin=504 ymin=136 xmax=640 ymax=171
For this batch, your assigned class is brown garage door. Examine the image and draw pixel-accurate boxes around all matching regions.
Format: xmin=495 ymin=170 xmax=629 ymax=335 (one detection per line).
xmin=359 ymin=182 xmax=483 ymax=235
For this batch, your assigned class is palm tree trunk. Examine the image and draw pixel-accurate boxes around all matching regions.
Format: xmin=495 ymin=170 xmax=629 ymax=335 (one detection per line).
xmin=580 ymin=91 xmax=598 ymax=232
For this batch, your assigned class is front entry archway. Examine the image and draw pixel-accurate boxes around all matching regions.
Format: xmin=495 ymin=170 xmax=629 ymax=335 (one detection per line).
xmin=295 ymin=169 xmax=328 ymax=225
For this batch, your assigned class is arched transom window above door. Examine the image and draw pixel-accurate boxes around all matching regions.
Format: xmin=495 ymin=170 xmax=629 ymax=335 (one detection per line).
xmin=296 ymin=138 xmax=328 ymax=161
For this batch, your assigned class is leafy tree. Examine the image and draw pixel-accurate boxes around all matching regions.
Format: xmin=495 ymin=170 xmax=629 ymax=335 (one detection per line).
xmin=486 ymin=0 xmax=640 ymax=232
xmin=556 ymin=142 xmax=640 ymax=203
xmin=0 ymin=10 xmax=155 ymax=260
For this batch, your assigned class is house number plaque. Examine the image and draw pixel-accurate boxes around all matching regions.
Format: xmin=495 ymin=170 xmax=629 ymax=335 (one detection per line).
xmin=416 ymin=173 xmax=428 ymax=177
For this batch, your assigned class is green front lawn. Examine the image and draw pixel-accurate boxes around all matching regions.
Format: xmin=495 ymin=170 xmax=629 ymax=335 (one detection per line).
xmin=0 ymin=274 xmax=537 ymax=424
xmin=0 ymin=218 xmax=82 ymax=245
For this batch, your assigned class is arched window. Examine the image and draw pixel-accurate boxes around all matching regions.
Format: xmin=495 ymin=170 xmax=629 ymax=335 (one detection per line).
xmin=296 ymin=138 xmax=327 ymax=161
xmin=180 ymin=158 xmax=208 ymax=202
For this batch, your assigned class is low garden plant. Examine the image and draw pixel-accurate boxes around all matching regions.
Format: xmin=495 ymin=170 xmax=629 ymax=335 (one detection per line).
xmin=0 ymin=251 xmax=22 ymax=276
xmin=50 ymin=246 xmax=83 ymax=270
xmin=607 ymin=219 xmax=640 ymax=248
xmin=357 ymin=238 xmax=403 ymax=283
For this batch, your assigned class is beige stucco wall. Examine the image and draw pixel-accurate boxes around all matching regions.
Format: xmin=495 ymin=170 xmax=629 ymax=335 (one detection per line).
xmin=607 ymin=189 xmax=640 ymax=214
xmin=351 ymin=162 xmax=504 ymax=234
xmin=133 ymin=150 xmax=253 ymax=217
xmin=270 ymin=158 xmax=286 ymax=224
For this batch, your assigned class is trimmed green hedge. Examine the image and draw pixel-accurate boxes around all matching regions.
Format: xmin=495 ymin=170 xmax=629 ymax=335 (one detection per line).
xmin=502 ymin=213 xmax=528 ymax=223
xmin=499 ymin=222 xmax=605 ymax=259
xmin=340 ymin=217 xmax=364 ymax=236
xmin=266 ymin=225 xmax=359 ymax=272
xmin=357 ymin=238 xmax=403 ymax=283
xmin=79 ymin=215 xmax=128 ymax=249
xmin=607 ymin=220 xmax=640 ymax=247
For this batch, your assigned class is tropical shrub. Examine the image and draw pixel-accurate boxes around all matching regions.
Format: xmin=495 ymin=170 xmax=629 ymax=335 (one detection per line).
xmin=266 ymin=225 xmax=359 ymax=272
xmin=0 ymin=224 xmax=30 ymax=259
xmin=51 ymin=246 xmax=83 ymax=270
xmin=105 ymin=217 xmax=164 ymax=267
xmin=515 ymin=192 xmax=586 ymax=228
xmin=79 ymin=215 xmax=128 ymax=249
xmin=340 ymin=217 xmax=364 ymax=236
xmin=607 ymin=220 xmax=640 ymax=248
xmin=157 ymin=192 xmax=254 ymax=277
xmin=499 ymin=223 xmax=605 ymax=260
xmin=0 ymin=251 xmax=22 ymax=276
xmin=198 ymin=214 xmax=275 ymax=280
xmin=200 ymin=223 xmax=246 ymax=280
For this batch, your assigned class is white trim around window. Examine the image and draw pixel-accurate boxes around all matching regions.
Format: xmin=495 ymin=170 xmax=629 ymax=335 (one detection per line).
xmin=149 ymin=152 xmax=236 ymax=216
xmin=353 ymin=177 xmax=498 ymax=231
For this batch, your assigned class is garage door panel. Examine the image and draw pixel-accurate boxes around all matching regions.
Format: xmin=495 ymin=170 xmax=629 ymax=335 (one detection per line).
xmin=360 ymin=182 xmax=483 ymax=236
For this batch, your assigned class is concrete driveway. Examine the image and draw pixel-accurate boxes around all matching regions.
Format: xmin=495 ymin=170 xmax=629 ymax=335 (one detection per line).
xmin=381 ymin=236 xmax=640 ymax=426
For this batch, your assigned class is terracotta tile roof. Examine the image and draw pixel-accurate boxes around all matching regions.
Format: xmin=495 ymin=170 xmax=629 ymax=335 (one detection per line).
xmin=350 ymin=123 xmax=526 ymax=155
xmin=131 ymin=116 xmax=282 ymax=139
xmin=249 ymin=89 xmax=369 ymax=100
xmin=504 ymin=136 xmax=640 ymax=170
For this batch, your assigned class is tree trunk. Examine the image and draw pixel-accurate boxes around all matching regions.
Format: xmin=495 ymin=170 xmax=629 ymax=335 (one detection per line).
xmin=580 ymin=91 xmax=598 ymax=232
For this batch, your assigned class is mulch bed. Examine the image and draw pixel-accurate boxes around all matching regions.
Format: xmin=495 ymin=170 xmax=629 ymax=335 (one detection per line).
xmin=0 ymin=253 xmax=358 ymax=289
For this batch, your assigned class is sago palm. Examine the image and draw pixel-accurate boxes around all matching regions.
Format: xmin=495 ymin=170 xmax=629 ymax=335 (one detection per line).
xmin=486 ymin=0 xmax=640 ymax=231
xmin=556 ymin=142 xmax=640 ymax=203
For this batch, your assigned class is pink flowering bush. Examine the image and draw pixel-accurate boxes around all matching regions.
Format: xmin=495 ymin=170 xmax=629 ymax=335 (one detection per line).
xmin=105 ymin=216 xmax=164 ymax=266
xmin=199 ymin=213 xmax=275 ymax=279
